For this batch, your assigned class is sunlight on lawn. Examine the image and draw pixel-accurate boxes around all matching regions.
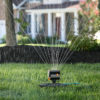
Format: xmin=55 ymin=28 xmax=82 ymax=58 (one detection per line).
xmin=97 ymin=40 xmax=100 ymax=44
xmin=0 ymin=39 xmax=100 ymax=47
xmin=0 ymin=44 xmax=6 ymax=47
xmin=0 ymin=43 xmax=66 ymax=47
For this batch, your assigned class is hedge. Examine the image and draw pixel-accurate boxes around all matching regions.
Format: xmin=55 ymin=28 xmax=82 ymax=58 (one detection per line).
xmin=0 ymin=45 xmax=100 ymax=63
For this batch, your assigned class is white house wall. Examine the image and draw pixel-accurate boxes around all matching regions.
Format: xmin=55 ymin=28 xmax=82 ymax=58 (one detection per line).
xmin=43 ymin=0 xmax=62 ymax=4
xmin=63 ymin=0 xmax=79 ymax=2
xmin=43 ymin=0 xmax=79 ymax=4
xmin=0 ymin=20 xmax=6 ymax=42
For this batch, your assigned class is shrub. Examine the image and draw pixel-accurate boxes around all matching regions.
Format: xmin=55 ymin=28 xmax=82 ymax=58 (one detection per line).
xmin=1 ymin=35 xmax=6 ymax=43
xmin=17 ymin=35 xmax=33 ymax=44
xmin=33 ymin=34 xmax=58 ymax=44
xmin=0 ymin=34 xmax=59 ymax=45
xmin=68 ymin=36 xmax=98 ymax=51
xmin=0 ymin=35 xmax=33 ymax=44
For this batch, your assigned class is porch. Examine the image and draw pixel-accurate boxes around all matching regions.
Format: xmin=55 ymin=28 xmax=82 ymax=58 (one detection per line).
xmin=26 ymin=2 xmax=79 ymax=42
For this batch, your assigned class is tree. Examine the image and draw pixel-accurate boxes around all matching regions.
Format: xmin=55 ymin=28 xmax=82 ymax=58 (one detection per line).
xmin=5 ymin=0 xmax=17 ymax=46
xmin=98 ymin=0 xmax=100 ymax=12
xmin=79 ymin=0 xmax=100 ymax=36
xmin=15 ymin=11 xmax=29 ymax=35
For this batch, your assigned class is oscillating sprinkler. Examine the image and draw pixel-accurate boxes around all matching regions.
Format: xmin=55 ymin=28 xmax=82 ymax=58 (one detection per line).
xmin=48 ymin=70 xmax=60 ymax=84
xmin=39 ymin=70 xmax=80 ymax=87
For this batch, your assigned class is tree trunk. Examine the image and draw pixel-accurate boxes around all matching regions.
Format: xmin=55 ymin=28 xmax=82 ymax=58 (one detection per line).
xmin=5 ymin=0 xmax=17 ymax=46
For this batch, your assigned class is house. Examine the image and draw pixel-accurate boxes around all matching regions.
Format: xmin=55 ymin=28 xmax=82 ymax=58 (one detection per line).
xmin=0 ymin=0 xmax=98 ymax=42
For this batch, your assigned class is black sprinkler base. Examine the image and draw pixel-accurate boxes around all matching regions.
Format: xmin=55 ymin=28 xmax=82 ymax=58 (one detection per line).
xmin=39 ymin=83 xmax=80 ymax=88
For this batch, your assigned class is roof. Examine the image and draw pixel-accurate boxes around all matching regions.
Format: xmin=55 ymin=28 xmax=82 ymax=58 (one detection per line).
xmin=31 ymin=1 xmax=79 ymax=10
xmin=13 ymin=0 xmax=24 ymax=6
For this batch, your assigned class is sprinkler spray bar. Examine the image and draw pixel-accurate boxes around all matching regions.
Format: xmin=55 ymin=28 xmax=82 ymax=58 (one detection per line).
xmin=39 ymin=70 xmax=80 ymax=87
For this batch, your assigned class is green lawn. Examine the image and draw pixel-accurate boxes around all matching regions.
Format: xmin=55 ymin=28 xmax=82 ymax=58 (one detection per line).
xmin=0 ymin=43 xmax=66 ymax=47
xmin=97 ymin=40 xmax=100 ymax=44
xmin=0 ymin=63 xmax=100 ymax=100
xmin=0 ymin=44 xmax=6 ymax=47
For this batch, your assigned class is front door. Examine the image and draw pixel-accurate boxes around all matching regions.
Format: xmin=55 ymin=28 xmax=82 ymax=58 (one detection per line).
xmin=56 ymin=18 xmax=61 ymax=38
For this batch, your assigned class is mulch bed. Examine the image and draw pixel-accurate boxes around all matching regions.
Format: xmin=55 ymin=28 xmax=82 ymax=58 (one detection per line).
xmin=0 ymin=45 xmax=100 ymax=63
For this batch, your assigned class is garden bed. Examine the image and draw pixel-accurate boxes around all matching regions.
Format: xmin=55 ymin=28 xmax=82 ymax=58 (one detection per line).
xmin=0 ymin=45 xmax=100 ymax=63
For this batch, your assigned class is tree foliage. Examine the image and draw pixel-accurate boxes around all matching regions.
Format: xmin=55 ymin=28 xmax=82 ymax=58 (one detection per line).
xmin=98 ymin=0 xmax=100 ymax=11
xmin=79 ymin=0 xmax=100 ymax=36
xmin=15 ymin=11 xmax=29 ymax=35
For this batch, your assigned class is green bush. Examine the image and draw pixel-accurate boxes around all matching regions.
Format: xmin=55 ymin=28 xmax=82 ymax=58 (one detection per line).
xmin=67 ymin=34 xmax=77 ymax=41
xmin=33 ymin=34 xmax=58 ymax=44
xmin=68 ymin=36 xmax=98 ymax=51
xmin=0 ymin=35 xmax=33 ymax=44
xmin=17 ymin=35 xmax=33 ymax=44
xmin=1 ymin=35 xmax=6 ymax=43
xmin=0 ymin=34 xmax=59 ymax=45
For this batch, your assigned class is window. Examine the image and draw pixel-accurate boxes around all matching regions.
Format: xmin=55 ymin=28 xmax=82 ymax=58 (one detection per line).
xmin=26 ymin=14 xmax=31 ymax=34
